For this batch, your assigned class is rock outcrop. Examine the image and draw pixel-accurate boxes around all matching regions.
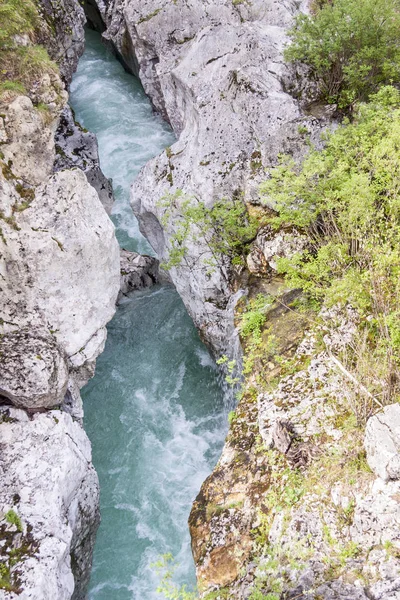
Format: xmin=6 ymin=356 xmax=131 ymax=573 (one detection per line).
xmin=54 ymin=106 xmax=114 ymax=214
xmin=84 ymin=0 xmax=329 ymax=358
xmin=119 ymin=249 xmax=160 ymax=297
xmin=365 ymin=405 xmax=400 ymax=482
xmin=0 ymin=407 xmax=100 ymax=600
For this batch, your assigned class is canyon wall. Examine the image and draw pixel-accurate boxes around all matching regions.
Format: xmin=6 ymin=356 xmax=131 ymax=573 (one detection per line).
xmin=0 ymin=3 xmax=120 ymax=597
xmin=86 ymin=0 xmax=329 ymax=358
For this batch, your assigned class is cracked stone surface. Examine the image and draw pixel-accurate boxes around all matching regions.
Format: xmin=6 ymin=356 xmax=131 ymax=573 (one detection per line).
xmin=0 ymin=328 xmax=68 ymax=410
xmin=0 ymin=407 xmax=100 ymax=600
xmin=365 ymin=404 xmax=400 ymax=482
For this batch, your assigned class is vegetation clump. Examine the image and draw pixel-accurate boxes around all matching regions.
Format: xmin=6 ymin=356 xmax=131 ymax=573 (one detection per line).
xmin=158 ymin=190 xmax=258 ymax=273
xmin=261 ymin=85 xmax=400 ymax=412
xmin=0 ymin=0 xmax=58 ymax=99
xmin=285 ymin=0 xmax=400 ymax=108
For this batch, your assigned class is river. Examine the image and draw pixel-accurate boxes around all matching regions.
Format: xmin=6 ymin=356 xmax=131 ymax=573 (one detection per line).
xmin=69 ymin=29 xmax=228 ymax=600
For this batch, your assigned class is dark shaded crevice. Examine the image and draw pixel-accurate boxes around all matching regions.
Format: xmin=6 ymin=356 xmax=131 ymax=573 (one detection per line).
xmin=82 ymin=0 xmax=106 ymax=33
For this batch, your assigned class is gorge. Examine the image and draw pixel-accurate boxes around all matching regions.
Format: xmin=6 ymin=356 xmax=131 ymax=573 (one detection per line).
xmin=2 ymin=0 xmax=400 ymax=599
xmin=70 ymin=30 xmax=228 ymax=599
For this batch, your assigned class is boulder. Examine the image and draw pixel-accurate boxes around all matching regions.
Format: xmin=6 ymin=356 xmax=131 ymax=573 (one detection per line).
xmin=119 ymin=249 xmax=159 ymax=296
xmin=0 ymin=328 xmax=68 ymax=410
xmin=0 ymin=168 xmax=120 ymax=359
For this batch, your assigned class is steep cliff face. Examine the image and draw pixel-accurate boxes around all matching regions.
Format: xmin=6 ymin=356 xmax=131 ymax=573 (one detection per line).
xmin=0 ymin=3 xmax=120 ymax=597
xmin=189 ymin=290 xmax=400 ymax=599
xmin=84 ymin=0 xmax=329 ymax=357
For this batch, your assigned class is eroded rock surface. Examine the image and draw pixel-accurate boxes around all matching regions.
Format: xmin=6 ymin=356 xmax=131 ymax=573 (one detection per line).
xmin=119 ymin=249 xmax=160 ymax=297
xmin=0 ymin=168 xmax=120 ymax=358
xmin=54 ymin=106 xmax=114 ymax=214
xmin=86 ymin=0 xmax=329 ymax=357
xmin=0 ymin=407 xmax=100 ymax=600
xmin=0 ymin=328 xmax=68 ymax=410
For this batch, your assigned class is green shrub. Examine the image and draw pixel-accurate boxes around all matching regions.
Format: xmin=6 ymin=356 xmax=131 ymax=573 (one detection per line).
xmin=5 ymin=509 xmax=22 ymax=532
xmin=285 ymin=0 xmax=400 ymax=108
xmin=158 ymin=190 xmax=258 ymax=272
xmin=0 ymin=0 xmax=39 ymax=50
xmin=261 ymin=86 xmax=400 ymax=407
xmin=0 ymin=0 xmax=58 ymax=98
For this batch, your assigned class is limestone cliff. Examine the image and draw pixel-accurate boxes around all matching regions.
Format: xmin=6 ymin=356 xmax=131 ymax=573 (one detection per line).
xmin=0 ymin=3 xmax=120 ymax=597
xmin=82 ymin=0 xmax=330 ymax=358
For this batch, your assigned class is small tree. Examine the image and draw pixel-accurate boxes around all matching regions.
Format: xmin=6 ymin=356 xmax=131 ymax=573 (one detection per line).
xmin=158 ymin=190 xmax=258 ymax=275
xmin=285 ymin=0 xmax=400 ymax=109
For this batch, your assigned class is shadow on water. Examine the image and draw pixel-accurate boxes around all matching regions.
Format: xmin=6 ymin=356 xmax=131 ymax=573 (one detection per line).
xmin=70 ymin=30 xmax=228 ymax=600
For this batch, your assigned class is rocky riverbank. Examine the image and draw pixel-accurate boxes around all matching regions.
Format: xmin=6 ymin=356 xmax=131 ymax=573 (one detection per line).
xmin=0 ymin=2 xmax=159 ymax=597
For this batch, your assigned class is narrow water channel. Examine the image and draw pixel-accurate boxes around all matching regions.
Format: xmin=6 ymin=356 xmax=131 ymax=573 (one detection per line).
xmin=70 ymin=30 xmax=228 ymax=599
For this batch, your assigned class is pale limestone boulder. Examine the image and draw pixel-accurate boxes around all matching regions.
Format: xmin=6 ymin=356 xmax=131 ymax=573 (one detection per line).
xmin=0 ymin=169 xmax=120 ymax=359
xmin=0 ymin=328 xmax=68 ymax=410
xmin=365 ymin=405 xmax=400 ymax=482
xmin=0 ymin=407 xmax=100 ymax=600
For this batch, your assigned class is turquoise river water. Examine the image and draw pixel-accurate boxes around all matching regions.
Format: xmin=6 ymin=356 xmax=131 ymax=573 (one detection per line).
xmin=69 ymin=29 xmax=228 ymax=599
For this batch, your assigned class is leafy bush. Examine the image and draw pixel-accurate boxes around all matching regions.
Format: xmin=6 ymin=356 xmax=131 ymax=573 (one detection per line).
xmin=158 ymin=190 xmax=258 ymax=272
xmin=285 ymin=0 xmax=400 ymax=108
xmin=261 ymin=86 xmax=400 ymax=406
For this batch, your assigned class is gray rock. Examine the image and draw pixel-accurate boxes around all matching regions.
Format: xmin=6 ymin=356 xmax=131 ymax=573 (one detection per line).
xmin=365 ymin=404 xmax=400 ymax=481
xmin=54 ymin=106 xmax=114 ymax=214
xmin=0 ymin=328 xmax=68 ymax=410
xmin=90 ymin=0 xmax=331 ymax=357
xmin=0 ymin=169 xmax=120 ymax=359
xmin=247 ymin=226 xmax=308 ymax=277
xmin=1 ymin=90 xmax=66 ymax=186
xmin=38 ymin=0 xmax=86 ymax=84
xmin=119 ymin=249 xmax=159 ymax=297
xmin=0 ymin=407 xmax=100 ymax=600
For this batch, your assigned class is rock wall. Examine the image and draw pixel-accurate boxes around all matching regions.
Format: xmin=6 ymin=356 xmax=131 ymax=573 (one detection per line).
xmin=83 ymin=0 xmax=329 ymax=358
xmin=0 ymin=4 xmax=121 ymax=597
